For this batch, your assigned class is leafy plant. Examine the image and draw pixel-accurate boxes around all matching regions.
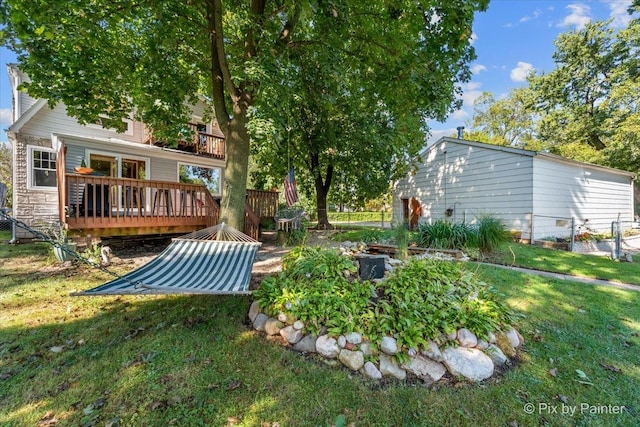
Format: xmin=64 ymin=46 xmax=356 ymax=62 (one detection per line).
xmin=256 ymin=246 xmax=518 ymax=353
xmin=474 ymin=214 xmax=511 ymax=254
xmin=417 ymin=220 xmax=473 ymax=249
xmin=393 ymin=222 xmax=409 ymax=260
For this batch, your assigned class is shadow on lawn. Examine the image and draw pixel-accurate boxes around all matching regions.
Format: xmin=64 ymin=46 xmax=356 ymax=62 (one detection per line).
xmin=1 ymin=292 xmax=289 ymax=426
xmin=2 ymin=260 xmax=639 ymax=426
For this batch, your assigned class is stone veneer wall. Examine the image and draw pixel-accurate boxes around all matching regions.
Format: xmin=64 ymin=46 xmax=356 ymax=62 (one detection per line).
xmin=10 ymin=134 xmax=59 ymax=239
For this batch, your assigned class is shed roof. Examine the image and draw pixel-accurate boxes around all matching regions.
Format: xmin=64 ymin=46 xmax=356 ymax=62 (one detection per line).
xmin=426 ymin=137 xmax=636 ymax=179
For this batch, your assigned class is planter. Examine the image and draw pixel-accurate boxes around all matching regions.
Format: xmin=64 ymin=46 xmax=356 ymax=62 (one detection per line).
xmin=53 ymin=242 xmax=78 ymax=262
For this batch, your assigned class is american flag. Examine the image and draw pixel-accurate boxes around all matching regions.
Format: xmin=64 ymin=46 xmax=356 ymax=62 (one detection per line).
xmin=284 ymin=168 xmax=299 ymax=206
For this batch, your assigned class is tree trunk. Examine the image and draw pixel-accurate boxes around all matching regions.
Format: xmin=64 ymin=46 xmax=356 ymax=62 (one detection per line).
xmin=315 ymin=178 xmax=331 ymax=229
xmin=220 ymin=110 xmax=250 ymax=231
xmin=312 ymin=156 xmax=333 ymax=230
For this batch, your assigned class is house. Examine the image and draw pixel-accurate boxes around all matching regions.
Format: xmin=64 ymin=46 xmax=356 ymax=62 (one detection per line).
xmin=393 ymin=137 xmax=636 ymax=241
xmin=5 ymin=64 xmax=277 ymax=240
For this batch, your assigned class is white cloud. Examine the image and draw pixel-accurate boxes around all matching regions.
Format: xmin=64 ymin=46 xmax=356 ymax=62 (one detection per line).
xmin=471 ymin=64 xmax=487 ymax=75
xmin=510 ymin=62 xmax=534 ymax=82
xmin=427 ymin=128 xmax=457 ymax=145
xmin=560 ymin=3 xmax=592 ymax=29
xmin=520 ymin=9 xmax=542 ymax=22
xmin=0 ymin=108 xmax=11 ymax=128
xmin=460 ymin=81 xmax=484 ymax=107
xmin=451 ymin=109 xmax=469 ymax=120
xmin=608 ymin=0 xmax=633 ymax=28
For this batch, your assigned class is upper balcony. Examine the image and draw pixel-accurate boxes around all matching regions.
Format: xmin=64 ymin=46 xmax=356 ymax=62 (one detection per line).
xmin=146 ymin=122 xmax=225 ymax=160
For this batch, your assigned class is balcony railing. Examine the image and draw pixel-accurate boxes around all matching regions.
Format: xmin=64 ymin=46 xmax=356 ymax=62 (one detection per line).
xmin=145 ymin=123 xmax=225 ymax=160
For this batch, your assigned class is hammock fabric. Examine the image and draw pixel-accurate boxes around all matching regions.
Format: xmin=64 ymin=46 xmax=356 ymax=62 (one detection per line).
xmin=72 ymin=223 xmax=261 ymax=296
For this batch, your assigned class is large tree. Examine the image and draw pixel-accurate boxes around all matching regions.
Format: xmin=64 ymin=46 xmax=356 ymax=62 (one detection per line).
xmin=469 ymin=88 xmax=538 ymax=148
xmin=528 ymin=20 xmax=637 ymax=154
xmin=249 ymin=2 xmax=487 ymax=227
xmin=1 ymin=0 xmax=488 ymax=229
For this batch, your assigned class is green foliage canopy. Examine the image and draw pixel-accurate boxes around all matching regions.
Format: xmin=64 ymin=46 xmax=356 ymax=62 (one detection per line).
xmin=1 ymin=0 xmax=488 ymax=227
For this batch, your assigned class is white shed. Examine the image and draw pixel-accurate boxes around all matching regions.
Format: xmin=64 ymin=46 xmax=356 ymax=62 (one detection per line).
xmin=393 ymin=137 xmax=636 ymax=241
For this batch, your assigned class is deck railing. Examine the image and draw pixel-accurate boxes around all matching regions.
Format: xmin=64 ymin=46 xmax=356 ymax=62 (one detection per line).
xmin=63 ymin=174 xmax=219 ymax=232
xmin=246 ymin=189 xmax=279 ymax=219
xmin=60 ymin=175 xmax=276 ymax=240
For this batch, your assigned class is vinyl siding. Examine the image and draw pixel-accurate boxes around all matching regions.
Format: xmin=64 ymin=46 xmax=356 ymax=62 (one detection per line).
xmin=532 ymin=157 xmax=634 ymax=235
xmin=394 ymin=139 xmax=534 ymax=236
xmin=20 ymin=103 xmax=144 ymax=143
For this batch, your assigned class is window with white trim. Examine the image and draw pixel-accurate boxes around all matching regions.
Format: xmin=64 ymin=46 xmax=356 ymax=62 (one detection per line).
xmin=29 ymin=147 xmax=57 ymax=189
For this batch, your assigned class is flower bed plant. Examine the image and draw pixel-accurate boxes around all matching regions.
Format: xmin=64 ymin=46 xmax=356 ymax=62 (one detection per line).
xmin=253 ymin=246 xmax=521 ymax=382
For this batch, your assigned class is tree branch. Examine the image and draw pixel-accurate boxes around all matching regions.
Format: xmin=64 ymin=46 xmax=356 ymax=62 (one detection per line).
xmin=206 ymin=0 xmax=232 ymax=127
xmin=210 ymin=0 xmax=238 ymax=104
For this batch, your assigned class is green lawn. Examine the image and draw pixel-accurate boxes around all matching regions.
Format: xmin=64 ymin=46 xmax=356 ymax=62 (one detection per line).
xmin=490 ymin=243 xmax=640 ymax=286
xmin=1 ymin=241 xmax=639 ymax=426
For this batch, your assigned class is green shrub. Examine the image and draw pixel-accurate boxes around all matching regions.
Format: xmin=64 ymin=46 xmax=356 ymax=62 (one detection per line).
xmin=417 ymin=215 xmax=510 ymax=254
xmin=417 ymin=220 xmax=473 ymax=249
xmin=474 ymin=214 xmax=511 ymax=254
xmin=254 ymin=247 xmax=368 ymax=334
xmin=254 ymin=247 xmax=518 ymax=353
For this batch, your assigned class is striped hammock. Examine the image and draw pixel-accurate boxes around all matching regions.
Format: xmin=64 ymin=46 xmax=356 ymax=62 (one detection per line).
xmin=73 ymin=223 xmax=261 ymax=296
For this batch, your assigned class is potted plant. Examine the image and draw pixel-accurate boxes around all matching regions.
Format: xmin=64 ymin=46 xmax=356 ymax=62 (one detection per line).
xmin=45 ymin=222 xmax=78 ymax=262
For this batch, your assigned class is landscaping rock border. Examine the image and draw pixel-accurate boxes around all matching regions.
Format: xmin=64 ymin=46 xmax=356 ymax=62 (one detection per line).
xmin=248 ymin=300 xmax=523 ymax=384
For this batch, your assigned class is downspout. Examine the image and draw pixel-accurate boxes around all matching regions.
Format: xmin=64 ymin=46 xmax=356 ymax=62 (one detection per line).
xmin=7 ymin=131 xmax=17 ymax=243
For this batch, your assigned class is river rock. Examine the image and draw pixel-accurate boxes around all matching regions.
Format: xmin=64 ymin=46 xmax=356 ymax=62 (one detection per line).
xmin=292 ymin=334 xmax=317 ymax=353
xmin=280 ymin=325 xmax=303 ymax=344
xmin=421 ymin=340 xmax=444 ymax=362
xmin=476 ymin=339 xmax=489 ymax=350
xmin=380 ymin=336 xmax=398 ymax=355
xmin=505 ymin=328 xmax=522 ymax=348
xmin=293 ymin=320 xmax=305 ymax=330
xmin=337 ymin=335 xmax=347 ymax=348
xmin=487 ymin=331 xmax=497 ymax=344
xmin=495 ymin=332 xmax=516 ymax=357
xmin=457 ymin=328 xmax=478 ymax=348
xmin=485 ymin=344 xmax=508 ymax=366
xmin=362 ymin=362 xmax=383 ymax=380
xmin=248 ymin=301 xmax=261 ymax=322
xmin=253 ymin=313 xmax=268 ymax=331
xmin=338 ymin=349 xmax=365 ymax=371
xmin=264 ymin=318 xmax=283 ymax=336
xmin=360 ymin=341 xmax=377 ymax=357
xmin=442 ymin=347 xmax=494 ymax=382
xmin=401 ymin=355 xmax=447 ymax=382
xmin=379 ymin=353 xmax=406 ymax=380
xmin=316 ymin=335 xmax=340 ymax=359
xmin=345 ymin=332 xmax=362 ymax=345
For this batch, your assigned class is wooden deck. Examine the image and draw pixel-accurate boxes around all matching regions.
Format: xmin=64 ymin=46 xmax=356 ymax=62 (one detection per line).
xmin=60 ymin=174 xmax=279 ymax=239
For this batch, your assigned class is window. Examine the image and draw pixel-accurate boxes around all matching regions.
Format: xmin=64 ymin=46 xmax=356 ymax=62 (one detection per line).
xmin=29 ymin=147 xmax=57 ymax=189
xmin=179 ymin=163 xmax=221 ymax=196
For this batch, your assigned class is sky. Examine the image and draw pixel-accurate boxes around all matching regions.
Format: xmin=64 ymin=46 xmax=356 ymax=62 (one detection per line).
xmin=0 ymin=0 xmax=637 ymax=145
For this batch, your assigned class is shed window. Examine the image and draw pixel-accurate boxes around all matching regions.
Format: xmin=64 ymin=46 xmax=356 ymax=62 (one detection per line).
xmin=29 ymin=147 xmax=57 ymax=189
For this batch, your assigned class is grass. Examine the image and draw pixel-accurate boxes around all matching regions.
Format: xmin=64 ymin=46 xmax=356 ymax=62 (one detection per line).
xmin=491 ymin=243 xmax=640 ymax=286
xmin=1 ymin=240 xmax=639 ymax=426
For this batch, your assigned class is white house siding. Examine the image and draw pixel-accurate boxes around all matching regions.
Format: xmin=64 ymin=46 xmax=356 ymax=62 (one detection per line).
xmin=394 ymin=139 xmax=534 ymax=236
xmin=532 ymin=156 xmax=634 ymax=238
xmin=19 ymin=103 xmax=144 ymax=143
